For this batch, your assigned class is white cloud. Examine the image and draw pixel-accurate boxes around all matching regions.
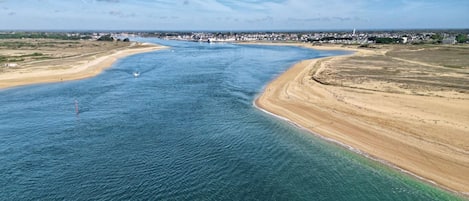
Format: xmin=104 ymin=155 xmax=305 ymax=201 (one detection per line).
xmin=0 ymin=0 xmax=468 ymax=30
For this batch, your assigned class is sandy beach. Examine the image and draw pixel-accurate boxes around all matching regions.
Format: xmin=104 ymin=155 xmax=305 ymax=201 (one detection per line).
xmin=0 ymin=42 xmax=166 ymax=89
xmin=254 ymin=42 xmax=469 ymax=195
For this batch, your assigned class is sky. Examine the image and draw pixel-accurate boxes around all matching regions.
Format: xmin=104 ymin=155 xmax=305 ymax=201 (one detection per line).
xmin=0 ymin=0 xmax=468 ymax=31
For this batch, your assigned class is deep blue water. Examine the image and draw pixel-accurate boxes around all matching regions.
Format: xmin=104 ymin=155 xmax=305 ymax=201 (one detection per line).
xmin=0 ymin=39 xmax=463 ymax=200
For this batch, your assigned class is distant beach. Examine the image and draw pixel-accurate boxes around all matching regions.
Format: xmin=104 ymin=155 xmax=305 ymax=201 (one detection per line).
xmin=0 ymin=42 xmax=166 ymax=89
xmin=253 ymin=42 xmax=469 ymax=196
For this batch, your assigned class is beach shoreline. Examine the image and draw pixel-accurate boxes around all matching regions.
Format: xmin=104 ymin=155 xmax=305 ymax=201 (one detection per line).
xmin=0 ymin=42 xmax=167 ymax=90
xmin=252 ymin=96 xmax=446 ymax=194
xmin=252 ymin=42 xmax=469 ymax=197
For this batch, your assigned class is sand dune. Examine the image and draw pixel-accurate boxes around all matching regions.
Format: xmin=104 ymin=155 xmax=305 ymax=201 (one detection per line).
xmin=255 ymin=43 xmax=469 ymax=195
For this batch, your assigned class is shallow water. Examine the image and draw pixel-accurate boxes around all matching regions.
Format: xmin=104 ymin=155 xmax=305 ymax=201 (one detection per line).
xmin=0 ymin=39 xmax=463 ymax=200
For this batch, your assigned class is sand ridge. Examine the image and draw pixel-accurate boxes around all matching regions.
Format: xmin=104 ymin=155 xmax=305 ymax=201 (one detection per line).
xmin=0 ymin=42 xmax=167 ymax=89
xmin=254 ymin=43 xmax=469 ymax=196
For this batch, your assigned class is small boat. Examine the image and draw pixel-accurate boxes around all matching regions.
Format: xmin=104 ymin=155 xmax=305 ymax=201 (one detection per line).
xmin=133 ymin=71 xmax=140 ymax=77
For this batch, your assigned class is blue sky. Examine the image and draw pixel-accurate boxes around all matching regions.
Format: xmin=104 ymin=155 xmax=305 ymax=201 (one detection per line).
xmin=1 ymin=0 xmax=468 ymax=30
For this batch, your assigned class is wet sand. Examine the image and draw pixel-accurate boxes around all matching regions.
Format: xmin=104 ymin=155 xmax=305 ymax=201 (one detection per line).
xmin=0 ymin=43 xmax=166 ymax=89
xmin=254 ymin=42 xmax=469 ymax=196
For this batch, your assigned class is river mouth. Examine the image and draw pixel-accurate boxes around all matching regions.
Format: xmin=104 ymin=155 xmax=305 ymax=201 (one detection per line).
xmin=0 ymin=39 xmax=462 ymax=200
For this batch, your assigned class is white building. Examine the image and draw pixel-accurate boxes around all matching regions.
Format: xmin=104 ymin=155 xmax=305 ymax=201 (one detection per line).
xmin=442 ymin=37 xmax=456 ymax=44
xmin=402 ymin=37 xmax=408 ymax=44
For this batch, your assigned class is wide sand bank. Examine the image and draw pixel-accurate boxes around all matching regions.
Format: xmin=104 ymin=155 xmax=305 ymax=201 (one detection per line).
xmin=254 ymin=43 xmax=469 ymax=196
xmin=0 ymin=43 xmax=166 ymax=89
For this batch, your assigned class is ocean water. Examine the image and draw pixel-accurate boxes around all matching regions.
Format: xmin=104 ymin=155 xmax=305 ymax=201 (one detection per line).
xmin=0 ymin=39 xmax=463 ymax=201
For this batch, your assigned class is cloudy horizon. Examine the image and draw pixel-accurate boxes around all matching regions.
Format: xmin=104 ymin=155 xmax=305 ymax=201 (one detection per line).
xmin=1 ymin=0 xmax=468 ymax=31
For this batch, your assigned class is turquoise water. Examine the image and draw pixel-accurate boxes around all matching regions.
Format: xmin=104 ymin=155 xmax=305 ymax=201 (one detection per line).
xmin=0 ymin=39 xmax=463 ymax=200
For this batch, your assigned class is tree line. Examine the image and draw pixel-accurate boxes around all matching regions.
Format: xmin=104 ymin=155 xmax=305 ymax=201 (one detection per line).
xmin=0 ymin=32 xmax=91 ymax=40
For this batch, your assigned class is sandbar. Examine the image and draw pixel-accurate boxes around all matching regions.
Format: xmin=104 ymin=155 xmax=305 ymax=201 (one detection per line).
xmin=0 ymin=42 xmax=166 ymax=89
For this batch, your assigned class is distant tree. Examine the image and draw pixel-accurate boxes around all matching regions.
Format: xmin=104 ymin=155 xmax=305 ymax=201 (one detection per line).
xmin=97 ymin=34 xmax=114 ymax=41
xmin=123 ymin=38 xmax=130 ymax=42
xmin=456 ymin=34 xmax=468 ymax=43
xmin=321 ymin=37 xmax=336 ymax=41
xmin=431 ymin=34 xmax=443 ymax=43
xmin=0 ymin=32 xmax=89 ymax=40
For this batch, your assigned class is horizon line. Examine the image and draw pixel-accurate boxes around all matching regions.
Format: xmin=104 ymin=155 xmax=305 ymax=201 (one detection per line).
xmin=1 ymin=28 xmax=469 ymax=33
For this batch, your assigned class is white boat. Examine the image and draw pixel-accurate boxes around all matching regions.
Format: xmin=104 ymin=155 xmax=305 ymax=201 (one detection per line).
xmin=133 ymin=71 xmax=140 ymax=77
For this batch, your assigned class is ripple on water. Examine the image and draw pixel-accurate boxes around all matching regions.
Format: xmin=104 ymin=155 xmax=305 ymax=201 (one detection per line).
xmin=0 ymin=39 xmax=464 ymax=201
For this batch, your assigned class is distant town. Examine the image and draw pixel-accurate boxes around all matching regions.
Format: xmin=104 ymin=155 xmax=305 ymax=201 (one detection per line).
xmin=1 ymin=29 xmax=468 ymax=45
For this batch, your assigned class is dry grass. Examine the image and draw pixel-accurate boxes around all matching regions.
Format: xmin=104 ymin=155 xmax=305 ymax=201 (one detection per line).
xmin=0 ymin=39 xmax=134 ymax=73
xmin=386 ymin=45 xmax=469 ymax=69
xmin=312 ymin=45 xmax=469 ymax=98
